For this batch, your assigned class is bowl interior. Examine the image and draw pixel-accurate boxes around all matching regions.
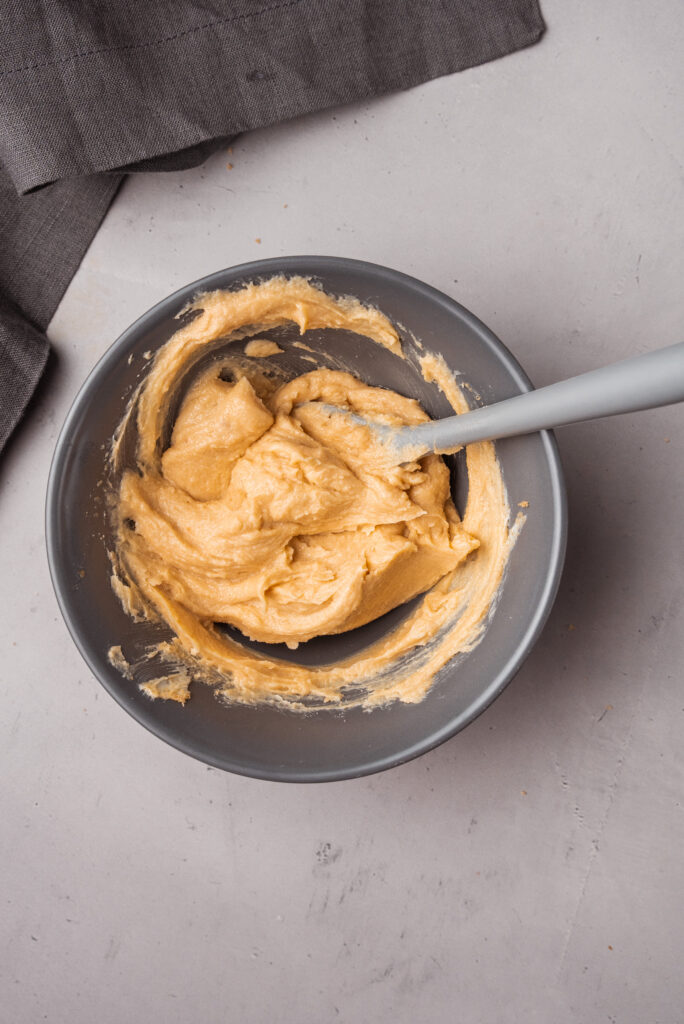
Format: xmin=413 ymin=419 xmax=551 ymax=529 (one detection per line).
xmin=47 ymin=257 xmax=566 ymax=781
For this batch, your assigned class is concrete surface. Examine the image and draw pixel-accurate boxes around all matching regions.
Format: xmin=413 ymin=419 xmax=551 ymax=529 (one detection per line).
xmin=2 ymin=1 xmax=683 ymax=1021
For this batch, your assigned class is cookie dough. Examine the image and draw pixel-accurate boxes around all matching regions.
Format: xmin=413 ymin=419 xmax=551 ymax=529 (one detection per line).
xmin=244 ymin=338 xmax=283 ymax=357
xmin=110 ymin=277 xmax=512 ymax=708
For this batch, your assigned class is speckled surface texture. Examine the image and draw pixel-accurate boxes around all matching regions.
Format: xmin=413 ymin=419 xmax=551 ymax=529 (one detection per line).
xmin=2 ymin=1 xmax=683 ymax=1020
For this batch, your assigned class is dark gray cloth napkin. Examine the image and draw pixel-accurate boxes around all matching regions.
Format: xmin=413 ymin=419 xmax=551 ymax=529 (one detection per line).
xmin=0 ymin=0 xmax=545 ymax=453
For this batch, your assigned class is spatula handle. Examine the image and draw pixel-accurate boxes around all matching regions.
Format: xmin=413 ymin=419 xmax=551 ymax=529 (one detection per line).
xmin=405 ymin=340 xmax=684 ymax=454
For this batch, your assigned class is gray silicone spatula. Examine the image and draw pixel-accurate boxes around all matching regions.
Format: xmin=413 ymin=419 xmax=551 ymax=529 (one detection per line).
xmin=314 ymin=340 xmax=684 ymax=463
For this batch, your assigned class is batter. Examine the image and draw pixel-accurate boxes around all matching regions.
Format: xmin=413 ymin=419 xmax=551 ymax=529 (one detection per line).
xmin=109 ymin=277 xmax=512 ymax=708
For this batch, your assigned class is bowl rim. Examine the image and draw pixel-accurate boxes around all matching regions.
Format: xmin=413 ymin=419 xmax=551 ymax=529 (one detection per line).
xmin=46 ymin=255 xmax=567 ymax=783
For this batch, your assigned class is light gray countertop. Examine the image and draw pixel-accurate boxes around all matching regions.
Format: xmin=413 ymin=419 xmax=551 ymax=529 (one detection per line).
xmin=2 ymin=2 xmax=683 ymax=1021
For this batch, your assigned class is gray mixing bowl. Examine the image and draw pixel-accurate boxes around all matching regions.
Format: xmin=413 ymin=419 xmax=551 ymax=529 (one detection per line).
xmin=46 ymin=256 xmax=566 ymax=781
